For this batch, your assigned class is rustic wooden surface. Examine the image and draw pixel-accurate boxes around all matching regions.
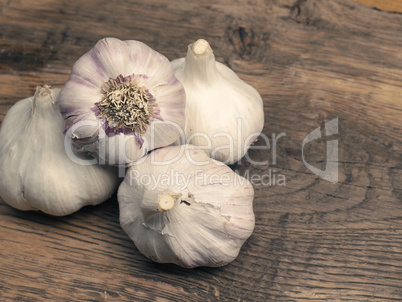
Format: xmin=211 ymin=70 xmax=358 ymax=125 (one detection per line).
xmin=355 ymin=0 xmax=402 ymax=13
xmin=1 ymin=0 xmax=401 ymax=301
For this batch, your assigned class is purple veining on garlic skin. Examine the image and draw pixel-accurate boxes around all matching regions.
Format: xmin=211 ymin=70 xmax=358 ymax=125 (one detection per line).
xmin=167 ymin=74 xmax=181 ymax=86
xmin=62 ymin=107 xmax=85 ymax=120
xmin=151 ymin=106 xmax=163 ymax=122
xmin=68 ymin=74 xmax=99 ymax=89
xmin=70 ymin=49 xmax=109 ymax=86
xmin=63 ymin=110 xmax=99 ymax=135
xmin=90 ymin=41 xmax=116 ymax=81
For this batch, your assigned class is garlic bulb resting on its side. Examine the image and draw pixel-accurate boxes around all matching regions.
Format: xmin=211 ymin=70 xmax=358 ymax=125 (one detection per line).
xmin=58 ymin=37 xmax=186 ymax=166
xmin=0 ymin=86 xmax=119 ymax=216
xmin=171 ymin=39 xmax=264 ymax=164
xmin=118 ymin=145 xmax=255 ymax=268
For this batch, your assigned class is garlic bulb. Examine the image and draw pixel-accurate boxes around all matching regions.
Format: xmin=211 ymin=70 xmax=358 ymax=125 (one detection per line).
xmin=171 ymin=39 xmax=264 ymax=164
xmin=58 ymin=37 xmax=186 ymax=166
xmin=0 ymin=86 xmax=119 ymax=216
xmin=118 ymin=145 xmax=255 ymax=268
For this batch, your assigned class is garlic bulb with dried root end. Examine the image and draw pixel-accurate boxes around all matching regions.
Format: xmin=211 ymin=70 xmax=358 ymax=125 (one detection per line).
xmin=0 ymin=86 xmax=119 ymax=216
xmin=171 ymin=39 xmax=264 ymax=164
xmin=118 ymin=145 xmax=255 ymax=268
xmin=59 ymin=37 xmax=186 ymax=166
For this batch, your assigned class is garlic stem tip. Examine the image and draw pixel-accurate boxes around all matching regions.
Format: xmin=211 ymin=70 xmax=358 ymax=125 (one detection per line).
xmin=158 ymin=193 xmax=175 ymax=211
xmin=193 ymin=39 xmax=210 ymax=56
xmin=37 ymin=85 xmax=52 ymax=97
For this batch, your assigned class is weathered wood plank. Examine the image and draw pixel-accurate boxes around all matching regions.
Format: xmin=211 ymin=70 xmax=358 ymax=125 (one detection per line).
xmin=0 ymin=0 xmax=401 ymax=301
xmin=355 ymin=0 xmax=402 ymax=13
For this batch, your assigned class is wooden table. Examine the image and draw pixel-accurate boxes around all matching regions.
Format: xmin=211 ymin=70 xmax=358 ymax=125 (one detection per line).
xmin=1 ymin=0 xmax=401 ymax=301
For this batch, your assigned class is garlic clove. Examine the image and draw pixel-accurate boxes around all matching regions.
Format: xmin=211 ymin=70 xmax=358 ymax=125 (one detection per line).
xmin=118 ymin=145 xmax=255 ymax=268
xmin=0 ymin=86 xmax=120 ymax=216
xmin=58 ymin=37 xmax=186 ymax=166
xmin=171 ymin=39 xmax=264 ymax=164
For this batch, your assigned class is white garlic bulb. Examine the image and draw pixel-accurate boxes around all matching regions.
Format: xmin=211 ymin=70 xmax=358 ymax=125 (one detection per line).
xmin=58 ymin=37 xmax=186 ymax=166
xmin=0 ymin=86 xmax=119 ymax=216
xmin=171 ymin=39 xmax=264 ymax=164
xmin=118 ymin=145 xmax=255 ymax=268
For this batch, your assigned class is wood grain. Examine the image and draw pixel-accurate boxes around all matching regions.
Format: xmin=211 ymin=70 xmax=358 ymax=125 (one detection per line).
xmin=354 ymin=0 xmax=402 ymax=13
xmin=1 ymin=0 xmax=402 ymax=301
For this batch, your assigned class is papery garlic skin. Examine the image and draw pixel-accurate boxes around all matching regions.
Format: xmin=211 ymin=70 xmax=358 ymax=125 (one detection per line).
xmin=58 ymin=37 xmax=186 ymax=166
xmin=171 ymin=39 xmax=264 ymax=164
xmin=0 ymin=86 xmax=119 ymax=216
xmin=118 ymin=145 xmax=255 ymax=268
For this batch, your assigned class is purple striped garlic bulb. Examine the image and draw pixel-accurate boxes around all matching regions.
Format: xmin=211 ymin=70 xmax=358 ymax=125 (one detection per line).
xmin=58 ymin=37 xmax=186 ymax=165
xmin=118 ymin=145 xmax=255 ymax=268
